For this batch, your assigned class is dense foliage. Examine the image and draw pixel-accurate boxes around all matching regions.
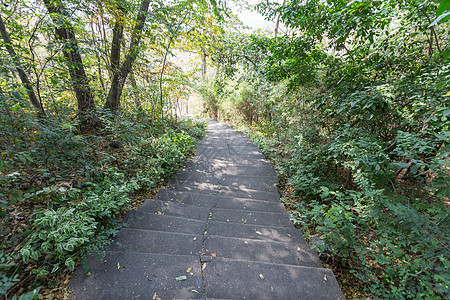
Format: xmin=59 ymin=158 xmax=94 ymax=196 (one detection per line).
xmin=201 ymin=0 xmax=450 ymax=298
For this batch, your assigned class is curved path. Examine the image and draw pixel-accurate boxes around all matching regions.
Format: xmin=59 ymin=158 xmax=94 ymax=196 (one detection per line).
xmin=69 ymin=121 xmax=344 ymax=299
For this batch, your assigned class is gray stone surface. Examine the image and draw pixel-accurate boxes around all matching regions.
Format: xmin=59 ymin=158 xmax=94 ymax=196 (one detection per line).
xmin=69 ymin=252 xmax=204 ymax=299
xmin=152 ymin=190 xmax=218 ymax=208
xmin=203 ymin=258 xmax=345 ymax=300
xmin=210 ymin=208 xmax=294 ymax=228
xmin=109 ymin=229 xmax=202 ymax=255
xmin=139 ymin=198 xmax=211 ymax=220
xmin=69 ymin=120 xmax=344 ymax=299
xmin=206 ymin=221 xmax=307 ymax=244
xmin=203 ymin=235 xmax=322 ymax=267
xmin=214 ymin=196 xmax=286 ymax=213
xmin=122 ymin=211 xmax=206 ymax=235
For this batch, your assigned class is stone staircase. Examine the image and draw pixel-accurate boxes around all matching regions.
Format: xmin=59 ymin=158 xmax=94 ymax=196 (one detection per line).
xmin=69 ymin=121 xmax=345 ymax=299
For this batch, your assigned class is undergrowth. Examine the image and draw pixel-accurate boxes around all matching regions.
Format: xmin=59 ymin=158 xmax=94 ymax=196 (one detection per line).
xmin=243 ymin=119 xmax=449 ymax=299
xmin=0 ymin=103 xmax=206 ymax=299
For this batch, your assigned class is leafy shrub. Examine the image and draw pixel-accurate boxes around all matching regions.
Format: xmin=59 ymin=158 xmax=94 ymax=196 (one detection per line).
xmin=0 ymin=105 xmax=205 ymax=297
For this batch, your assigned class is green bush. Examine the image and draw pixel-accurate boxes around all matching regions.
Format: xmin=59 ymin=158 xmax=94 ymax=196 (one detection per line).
xmin=1 ymin=106 xmax=205 ymax=297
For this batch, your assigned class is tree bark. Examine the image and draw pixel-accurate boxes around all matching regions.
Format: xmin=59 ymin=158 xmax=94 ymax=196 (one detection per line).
xmin=201 ymin=48 xmax=207 ymax=81
xmin=104 ymin=0 xmax=151 ymax=113
xmin=129 ymin=69 xmax=143 ymax=111
xmin=42 ymin=0 xmax=96 ymax=126
xmin=274 ymin=0 xmax=286 ymax=38
xmin=0 ymin=14 xmax=44 ymax=115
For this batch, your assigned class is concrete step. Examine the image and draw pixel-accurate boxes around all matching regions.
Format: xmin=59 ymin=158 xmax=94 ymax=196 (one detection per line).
xmin=203 ymin=235 xmax=321 ymax=267
xmin=218 ymin=181 xmax=279 ymax=198
xmin=165 ymin=180 xmax=220 ymax=195
xmin=109 ymin=228 xmax=202 ymax=256
xmin=69 ymin=252 xmax=204 ymax=299
xmin=210 ymin=207 xmax=294 ymax=228
xmin=122 ymin=210 xmax=206 ymax=235
xmin=166 ymin=180 xmax=280 ymax=201
xmin=139 ymin=198 xmax=211 ymax=220
xmin=153 ymin=189 xmax=218 ymax=207
xmin=206 ymin=221 xmax=307 ymax=244
xmin=203 ymin=258 xmax=345 ymax=300
xmin=215 ymin=175 xmax=278 ymax=192
xmin=215 ymin=196 xmax=286 ymax=213
xmin=151 ymin=190 xmax=285 ymax=213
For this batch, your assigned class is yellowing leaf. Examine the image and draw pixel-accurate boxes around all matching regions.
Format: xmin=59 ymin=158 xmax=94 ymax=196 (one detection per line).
xmin=259 ymin=274 xmax=265 ymax=280
xmin=117 ymin=262 xmax=120 ymax=270
xmin=255 ymin=231 xmax=262 ymax=235
xmin=186 ymin=267 xmax=192 ymax=273
xmin=445 ymin=91 xmax=450 ymax=96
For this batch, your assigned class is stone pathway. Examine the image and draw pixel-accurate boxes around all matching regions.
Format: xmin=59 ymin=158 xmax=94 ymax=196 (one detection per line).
xmin=69 ymin=121 xmax=344 ymax=299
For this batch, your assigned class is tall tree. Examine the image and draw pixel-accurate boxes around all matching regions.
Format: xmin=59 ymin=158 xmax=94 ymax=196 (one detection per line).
xmin=0 ymin=14 xmax=44 ymax=115
xmin=104 ymin=0 xmax=151 ymax=112
xmin=42 ymin=0 xmax=96 ymax=126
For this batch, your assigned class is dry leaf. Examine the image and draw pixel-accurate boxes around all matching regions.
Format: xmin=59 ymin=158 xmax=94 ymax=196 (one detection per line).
xmin=255 ymin=231 xmax=262 ymax=235
xmin=211 ymin=253 xmax=217 ymax=258
xmin=117 ymin=262 xmax=120 ymax=270
xmin=186 ymin=267 xmax=192 ymax=273
xmin=259 ymin=274 xmax=265 ymax=280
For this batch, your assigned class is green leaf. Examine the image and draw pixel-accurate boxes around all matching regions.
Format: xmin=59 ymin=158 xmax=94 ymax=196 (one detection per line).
xmin=437 ymin=0 xmax=450 ymax=17
xmin=65 ymin=257 xmax=75 ymax=270
xmin=443 ymin=50 xmax=450 ymax=59
xmin=428 ymin=10 xmax=450 ymax=27
xmin=175 ymin=275 xmax=187 ymax=281
xmin=396 ymin=162 xmax=411 ymax=168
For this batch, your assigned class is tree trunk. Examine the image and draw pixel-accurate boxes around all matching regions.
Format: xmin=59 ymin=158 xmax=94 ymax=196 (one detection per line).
xmin=201 ymin=48 xmax=207 ymax=81
xmin=0 ymin=14 xmax=44 ymax=115
xmin=274 ymin=0 xmax=286 ymax=38
xmin=105 ymin=11 xmax=125 ymax=112
xmin=104 ymin=0 xmax=150 ymax=112
xmin=129 ymin=69 xmax=143 ymax=111
xmin=42 ymin=0 xmax=96 ymax=126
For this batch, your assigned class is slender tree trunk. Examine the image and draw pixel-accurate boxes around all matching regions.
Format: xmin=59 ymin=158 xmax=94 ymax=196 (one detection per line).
xmin=201 ymin=48 xmax=207 ymax=81
xmin=105 ymin=10 xmax=125 ymax=112
xmin=129 ymin=69 xmax=143 ymax=111
xmin=0 ymin=14 xmax=44 ymax=115
xmin=274 ymin=0 xmax=286 ymax=38
xmin=159 ymin=35 xmax=175 ymax=121
xmin=42 ymin=0 xmax=96 ymax=127
xmin=89 ymin=17 xmax=106 ymax=92
xmin=104 ymin=0 xmax=151 ymax=112
xmin=158 ymin=11 xmax=189 ymax=121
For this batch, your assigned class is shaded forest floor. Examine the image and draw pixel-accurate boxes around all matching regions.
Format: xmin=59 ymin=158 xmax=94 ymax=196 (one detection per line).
xmin=0 ymin=110 xmax=206 ymax=299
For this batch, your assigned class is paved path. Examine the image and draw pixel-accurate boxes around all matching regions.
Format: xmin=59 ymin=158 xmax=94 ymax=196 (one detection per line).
xmin=69 ymin=121 xmax=344 ymax=299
